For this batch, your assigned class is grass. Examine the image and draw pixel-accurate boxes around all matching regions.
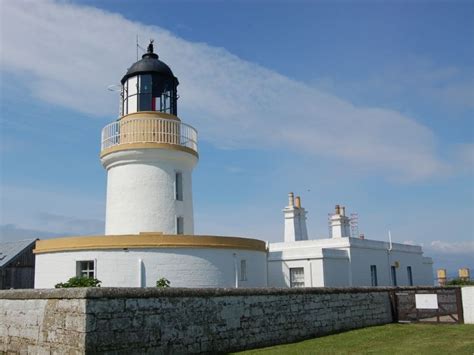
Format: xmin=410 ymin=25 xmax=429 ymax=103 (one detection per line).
xmin=235 ymin=323 xmax=474 ymax=354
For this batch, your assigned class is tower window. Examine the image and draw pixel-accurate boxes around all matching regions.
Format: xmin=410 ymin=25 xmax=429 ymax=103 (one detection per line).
xmin=76 ymin=260 xmax=95 ymax=278
xmin=370 ymin=265 xmax=378 ymax=286
xmin=290 ymin=267 xmax=305 ymax=288
xmin=175 ymin=172 xmax=183 ymax=201
xmin=176 ymin=216 xmax=184 ymax=234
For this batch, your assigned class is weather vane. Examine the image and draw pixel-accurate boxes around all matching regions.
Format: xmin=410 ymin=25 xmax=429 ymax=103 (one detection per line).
xmin=147 ymin=39 xmax=154 ymax=53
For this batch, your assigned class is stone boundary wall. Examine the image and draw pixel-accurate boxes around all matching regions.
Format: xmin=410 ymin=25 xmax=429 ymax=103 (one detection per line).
xmin=0 ymin=287 xmax=450 ymax=354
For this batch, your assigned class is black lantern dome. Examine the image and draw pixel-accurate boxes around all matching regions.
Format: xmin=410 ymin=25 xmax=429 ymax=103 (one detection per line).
xmin=120 ymin=40 xmax=179 ymax=117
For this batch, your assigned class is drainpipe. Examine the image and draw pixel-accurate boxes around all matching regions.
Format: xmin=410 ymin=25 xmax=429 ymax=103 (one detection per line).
xmin=266 ymin=241 xmax=269 ymax=287
xmin=138 ymin=259 xmax=143 ymax=287
xmin=233 ymin=253 xmax=239 ymax=288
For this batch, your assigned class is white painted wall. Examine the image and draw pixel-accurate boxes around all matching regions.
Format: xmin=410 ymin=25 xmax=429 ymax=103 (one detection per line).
xmin=35 ymin=247 xmax=267 ymax=288
xmin=461 ymin=286 xmax=474 ymax=324
xmin=323 ymin=256 xmax=350 ymax=287
xmin=267 ymin=258 xmax=325 ymax=288
xmin=346 ymin=240 xmax=433 ymax=287
xmin=267 ymin=243 xmax=349 ymax=288
xmin=102 ymin=149 xmax=197 ymax=235
xmin=268 ymin=237 xmax=434 ymax=288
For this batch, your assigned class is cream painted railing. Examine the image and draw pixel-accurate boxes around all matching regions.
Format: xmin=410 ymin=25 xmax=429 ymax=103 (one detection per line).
xmin=101 ymin=117 xmax=198 ymax=153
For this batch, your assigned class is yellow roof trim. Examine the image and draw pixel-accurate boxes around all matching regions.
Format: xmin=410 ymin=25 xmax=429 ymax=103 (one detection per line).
xmin=34 ymin=234 xmax=267 ymax=254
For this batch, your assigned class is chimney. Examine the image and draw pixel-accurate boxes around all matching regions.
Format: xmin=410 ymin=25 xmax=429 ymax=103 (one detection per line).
xmin=459 ymin=268 xmax=470 ymax=281
xmin=359 ymin=233 xmax=365 ymax=240
xmin=330 ymin=204 xmax=351 ymax=238
xmin=288 ymin=192 xmax=294 ymax=207
xmin=437 ymin=269 xmax=447 ymax=286
xmin=283 ymin=193 xmax=308 ymax=242
xmin=295 ymin=196 xmax=301 ymax=208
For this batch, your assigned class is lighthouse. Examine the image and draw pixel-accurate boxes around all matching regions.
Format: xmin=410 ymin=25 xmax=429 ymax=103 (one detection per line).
xmin=33 ymin=41 xmax=267 ymax=289
xmin=100 ymin=41 xmax=198 ymax=235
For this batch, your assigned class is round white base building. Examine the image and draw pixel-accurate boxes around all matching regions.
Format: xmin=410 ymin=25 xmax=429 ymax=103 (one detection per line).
xmin=34 ymin=234 xmax=267 ymax=288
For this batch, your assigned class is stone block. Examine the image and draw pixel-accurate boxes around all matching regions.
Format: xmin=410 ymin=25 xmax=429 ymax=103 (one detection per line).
xmin=88 ymin=299 xmax=125 ymax=314
xmin=65 ymin=314 xmax=86 ymax=331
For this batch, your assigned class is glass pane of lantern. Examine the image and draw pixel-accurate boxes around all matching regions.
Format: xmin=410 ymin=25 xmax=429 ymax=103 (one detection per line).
xmin=154 ymin=97 xmax=160 ymax=111
xmin=139 ymin=94 xmax=152 ymax=111
xmin=162 ymin=91 xmax=170 ymax=113
xmin=128 ymin=95 xmax=137 ymax=114
xmin=128 ymin=76 xmax=138 ymax=96
xmin=139 ymin=75 xmax=152 ymax=93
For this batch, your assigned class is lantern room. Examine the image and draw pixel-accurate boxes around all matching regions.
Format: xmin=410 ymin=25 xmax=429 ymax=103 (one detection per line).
xmin=120 ymin=40 xmax=179 ymax=117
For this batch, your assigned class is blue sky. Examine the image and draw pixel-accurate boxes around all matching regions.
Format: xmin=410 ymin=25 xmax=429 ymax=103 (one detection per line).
xmin=0 ymin=0 xmax=473 ymax=275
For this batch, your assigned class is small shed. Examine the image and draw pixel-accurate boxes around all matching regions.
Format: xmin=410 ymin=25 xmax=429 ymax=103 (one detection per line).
xmin=0 ymin=239 xmax=37 ymax=289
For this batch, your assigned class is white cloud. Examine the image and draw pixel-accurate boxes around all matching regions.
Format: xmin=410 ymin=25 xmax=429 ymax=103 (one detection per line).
xmin=315 ymin=56 xmax=474 ymax=112
xmin=0 ymin=184 xmax=105 ymax=235
xmin=1 ymin=0 xmax=447 ymax=180
xmin=428 ymin=240 xmax=474 ymax=255
xmin=455 ymin=143 xmax=474 ymax=169
xmin=0 ymin=224 xmax=64 ymax=242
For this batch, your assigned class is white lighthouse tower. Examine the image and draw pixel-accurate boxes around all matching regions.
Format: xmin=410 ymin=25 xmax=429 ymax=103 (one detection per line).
xmin=101 ymin=41 xmax=198 ymax=235
xmin=34 ymin=41 xmax=268 ymax=289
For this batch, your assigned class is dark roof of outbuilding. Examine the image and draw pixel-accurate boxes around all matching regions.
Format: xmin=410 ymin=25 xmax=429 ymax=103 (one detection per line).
xmin=0 ymin=239 xmax=37 ymax=268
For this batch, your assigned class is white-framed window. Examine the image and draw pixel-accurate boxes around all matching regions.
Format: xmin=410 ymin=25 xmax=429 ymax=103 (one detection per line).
xmin=370 ymin=265 xmax=378 ymax=286
xmin=76 ymin=260 xmax=95 ymax=278
xmin=407 ymin=266 xmax=413 ymax=286
xmin=175 ymin=172 xmax=183 ymax=201
xmin=176 ymin=216 xmax=184 ymax=235
xmin=240 ymin=259 xmax=247 ymax=281
xmin=391 ymin=266 xmax=397 ymax=286
xmin=290 ymin=267 xmax=305 ymax=288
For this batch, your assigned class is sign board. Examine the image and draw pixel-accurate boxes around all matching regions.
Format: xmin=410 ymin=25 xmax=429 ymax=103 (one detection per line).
xmin=415 ymin=294 xmax=438 ymax=309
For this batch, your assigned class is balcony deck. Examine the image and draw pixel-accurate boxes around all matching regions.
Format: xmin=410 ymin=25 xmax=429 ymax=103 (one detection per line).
xmin=101 ymin=116 xmax=198 ymax=157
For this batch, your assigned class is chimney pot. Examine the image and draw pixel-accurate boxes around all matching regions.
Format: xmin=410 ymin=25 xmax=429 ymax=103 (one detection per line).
xmin=335 ymin=204 xmax=340 ymax=215
xmin=295 ymin=196 xmax=301 ymax=208
xmin=288 ymin=192 xmax=295 ymax=207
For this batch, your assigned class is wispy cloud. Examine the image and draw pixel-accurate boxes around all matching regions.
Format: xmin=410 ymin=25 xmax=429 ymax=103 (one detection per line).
xmin=0 ymin=184 xmax=105 ymax=237
xmin=0 ymin=0 xmax=449 ymax=181
xmin=0 ymin=224 xmax=64 ymax=242
xmin=315 ymin=54 xmax=474 ymax=111
xmin=427 ymin=240 xmax=474 ymax=274
xmin=454 ymin=143 xmax=474 ymax=171
xmin=36 ymin=212 xmax=104 ymax=236
xmin=428 ymin=240 xmax=474 ymax=255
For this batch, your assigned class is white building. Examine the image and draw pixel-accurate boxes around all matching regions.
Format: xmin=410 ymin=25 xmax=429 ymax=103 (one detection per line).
xmin=34 ymin=41 xmax=267 ymax=288
xmin=33 ymin=42 xmax=433 ymax=289
xmin=268 ymin=195 xmax=434 ymax=288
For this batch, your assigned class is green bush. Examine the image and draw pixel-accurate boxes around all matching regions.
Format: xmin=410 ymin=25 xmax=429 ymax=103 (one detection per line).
xmin=55 ymin=276 xmax=102 ymax=288
xmin=446 ymin=278 xmax=474 ymax=286
xmin=156 ymin=277 xmax=170 ymax=288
